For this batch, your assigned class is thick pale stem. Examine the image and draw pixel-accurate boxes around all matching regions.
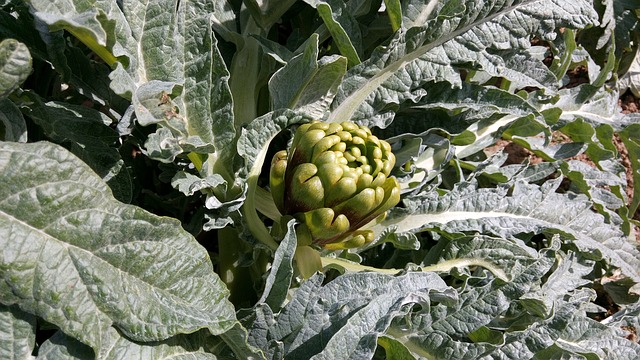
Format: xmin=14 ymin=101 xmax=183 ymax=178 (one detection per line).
xmin=320 ymin=256 xmax=509 ymax=281
xmin=218 ymin=227 xmax=258 ymax=307
xmin=229 ymin=18 xmax=262 ymax=128
xmin=242 ymin=127 xmax=280 ymax=250
xmin=243 ymin=173 xmax=279 ymax=250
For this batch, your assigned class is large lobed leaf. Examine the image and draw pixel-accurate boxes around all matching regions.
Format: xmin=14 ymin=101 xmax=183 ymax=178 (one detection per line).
xmin=392 ymin=297 xmax=640 ymax=359
xmin=244 ymin=271 xmax=456 ymax=360
xmin=37 ymin=327 xmax=219 ymax=360
xmin=327 ymin=0 xmax=599 ymax=127
xmin=0 ymin=141 xmax=236 ymax=354
xmin=268 ymin=34 xmax=347 ymax=118
xmin=26 ymin=0 xmax=239 ymax=202
xmin=374 ymin=178 xmax=640 ymax=282
xmin=381 ymin=245 xmax=640 ymax=359
xmin=0 ymin=304 xmax=35 ymax=360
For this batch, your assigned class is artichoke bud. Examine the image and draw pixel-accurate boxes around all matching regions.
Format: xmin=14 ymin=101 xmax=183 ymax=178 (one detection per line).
xmin=270 ymin=120 xmax=401 ymax=249
xmin=324 ymin=176 xmax=357 ymax=207
xmin=290 ymin=163 xmax=324 ymax=212
xmin=301 ymin=208 xmax=350 ymax=240
xmin=324 ymin=230 xmax=375 ymax=250
xmin=270 ymin=150 xmax=288 ymax=214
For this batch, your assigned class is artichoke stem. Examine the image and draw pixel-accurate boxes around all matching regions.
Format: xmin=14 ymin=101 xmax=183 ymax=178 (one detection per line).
xmin=218 ymin=227 xmax=258 ymax=307
xmin=295 ymin=245 xmax=322 ymax=279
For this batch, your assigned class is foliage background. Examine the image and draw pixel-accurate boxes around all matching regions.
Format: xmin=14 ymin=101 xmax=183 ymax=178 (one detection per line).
xmin=1 ymin=0 xmax=640 ymax=359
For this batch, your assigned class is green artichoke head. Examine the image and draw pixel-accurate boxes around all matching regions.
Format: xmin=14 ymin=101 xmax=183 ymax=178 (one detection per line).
xmin=270 ymin=121 xmax=400 ymax=249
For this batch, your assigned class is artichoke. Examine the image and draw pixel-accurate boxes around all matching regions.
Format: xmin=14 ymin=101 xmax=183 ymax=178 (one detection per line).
xmin=270 ymin=121 xmax=400 ymax=250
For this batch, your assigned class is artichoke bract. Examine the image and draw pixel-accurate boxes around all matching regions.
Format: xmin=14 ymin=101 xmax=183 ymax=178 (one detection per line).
xmin=270 ymin=121 xmax=400 ymax=250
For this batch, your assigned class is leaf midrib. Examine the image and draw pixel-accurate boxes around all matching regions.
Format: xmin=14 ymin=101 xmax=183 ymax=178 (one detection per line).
xmin=0 ymin=181 xmax=206 ymax=299
xmin=328 ymin=0 xmax=540 ymax=123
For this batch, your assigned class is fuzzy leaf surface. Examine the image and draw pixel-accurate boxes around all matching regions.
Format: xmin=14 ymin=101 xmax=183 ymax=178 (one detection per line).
xmin=0 ymin=39 xmax=31 ymax=98
xmin=0 ymin=304 xmax=35 ymax=360
xmin=0 ymin=141 xmax=236 ymax=353
xmin=327 ymin=0 xmax=599 ymax=126
xmin=374 ymin=179 xmax=640 ymax=282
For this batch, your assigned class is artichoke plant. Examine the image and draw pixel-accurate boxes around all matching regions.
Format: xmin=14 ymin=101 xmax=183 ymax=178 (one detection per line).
xmin=270 ymin=121 xmax=400 ymax=250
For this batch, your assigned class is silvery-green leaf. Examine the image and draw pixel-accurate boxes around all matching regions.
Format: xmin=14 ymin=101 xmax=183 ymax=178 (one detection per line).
xmin=237 ymin=305 xmax=282 ymax=360
xmin=401 ymin=0 xmax=438 ymax=29
xmin=544 ymin=85 xmax=633 ymax=130
xmin=171 ymin=172 xmax=227 ymax=197
xmin=13 ymin=8 xmax=128 ymax=111
xmin=619 ymin=124 xmax=640 ymax=216
xmin=258 ymin=220 xmax=297 ymax=312
xmin=175 ymin=1 xmax=235 ymax=151
xmin=38 ymin=327 xmax=220 ymax=360
xmin=28 ymin=0 xmax=238 ymax=197
xmin=270 ymin=34 xmax=347 ymax=118
xmin=423 ymin=235 xmax=539 ymax=281
xmin=123 ymin=1 xmax=235 ymax=177
xmin=371 ymin=226 xmax=421 ymax=251
xmin=304 ymin=0 xmax=362 ymax=66
xmin=470 ymin=47 xmax=558 ymax=94
xmin=218 ymin=322 xmax=267 ymax=360
xmin=143 ymin=127 xmax=183 ymax=163
xmin=296 ymin=54 xmax=347 ymax=117
xmin=327 ymin=0 xmax=598 ymax=125
xmin=455 ymin=114 xmax=540 ymax=159
xmin=391 ymin=81 xmax=543 ymax=159
xmin=0 ymin=141 xmax=236 ymax=353
xmin=459 ymin=153 xmax=558 ymax=185
xmin=618 ymin=47 xmax=640 ymax=97
xmin=520 ymin=252 xmax=595 ymax=316
xmin=428 ymin=248 xmax=556 ymax=337
xmin=377 ymin=81 xmax=543 ymax=188
xmin=406 ymin=82 xmax=540 ymax=119
xmin=545 ymin=305 xmax=640 ymax=359
xmin=268 ymin=272 xmax=455 ymax=359
xmin=393 ymin=297 xmax=640 ymax=359
xmin=0 ymin=304 xmax=35 ymax=360
xmin=210 ymin=0 xmax=240 ymax=43
xmin=373 ymin=178 xmax=640 ymax=282
xmin=0 ymin=98 xmax=27 ymax=142
xmin=98 ymin=328 xmax=219 ymax=360
xmin=595 ymin=0 xmax=615 ymax=50
xmin=509 ymin=134 xmax=588 ymax=162
xmin=388 ymin=246 xmax=639 ymax=359
xmin=0 ymin=39 xmax=31 ymax=99
xmin=25 ymin=0 xmax=130 ymax=67
xmin=560 ymin=160 xmax=626 ymax=210
xmin=253 ymin=35 xmax=296 ymax=64
xmin=602 ymin=301 xmax=640 ymax=333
